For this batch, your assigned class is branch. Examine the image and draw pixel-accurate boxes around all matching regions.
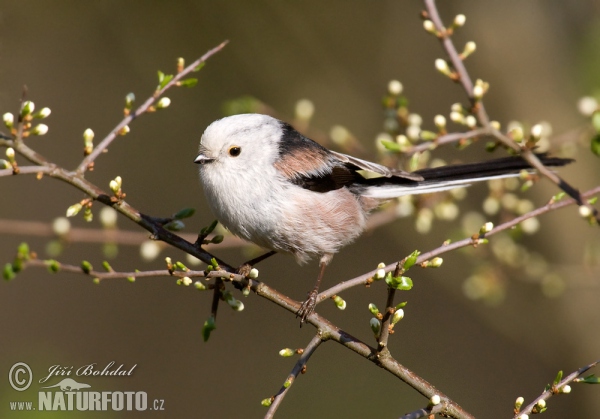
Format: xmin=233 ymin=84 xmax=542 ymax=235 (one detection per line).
xmin=513 ymin=360 xmax=599 ymax=418
xmin=319 ymin=186 xmax=600 ymax=300
xmin=76 ymin=41 xmax=229 ymax=174
xmin=422 ymin=0 xmax=599 ymax=223
xmin=264 ymin=334 xmax=324 ymax=418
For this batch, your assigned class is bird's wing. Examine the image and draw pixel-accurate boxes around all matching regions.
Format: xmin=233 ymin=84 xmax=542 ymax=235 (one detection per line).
xmin=330 ymin=151 xmax=423 ymax=181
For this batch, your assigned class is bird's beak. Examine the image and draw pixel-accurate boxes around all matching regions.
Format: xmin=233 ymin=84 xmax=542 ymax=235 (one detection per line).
xmin=194 ymin=153 xmax=215 ymax=165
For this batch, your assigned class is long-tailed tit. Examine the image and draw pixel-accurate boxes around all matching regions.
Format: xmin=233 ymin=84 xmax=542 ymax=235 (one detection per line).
xmin=194 ymin=113 xmax=571 ymax=323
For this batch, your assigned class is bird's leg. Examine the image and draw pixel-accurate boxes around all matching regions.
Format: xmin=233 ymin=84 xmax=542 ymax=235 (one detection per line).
xmin=297 ymin=254 xmax=332 ymax=325
xmin=237 ymin=250 xmax=277 ymax=277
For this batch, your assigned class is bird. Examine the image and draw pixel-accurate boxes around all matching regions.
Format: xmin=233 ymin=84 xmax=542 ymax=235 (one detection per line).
xmin=194 ymin=113 xmax=571 ymax=324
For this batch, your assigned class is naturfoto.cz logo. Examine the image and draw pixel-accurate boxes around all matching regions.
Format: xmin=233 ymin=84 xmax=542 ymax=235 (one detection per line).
xmin=7 ymin=361 xmax=165 ymax=412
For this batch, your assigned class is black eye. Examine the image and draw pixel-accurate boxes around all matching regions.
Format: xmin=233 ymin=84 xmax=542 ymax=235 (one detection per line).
xmin=228 ymin=146 xmax=241 ymax=157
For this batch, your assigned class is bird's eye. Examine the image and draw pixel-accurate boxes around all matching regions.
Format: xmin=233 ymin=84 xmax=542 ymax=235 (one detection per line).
xmin=228 ymin=146 xmax=241 ymax=157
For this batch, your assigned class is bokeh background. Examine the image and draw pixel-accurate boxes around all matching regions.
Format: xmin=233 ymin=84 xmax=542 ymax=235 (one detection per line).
xmin=1 ymin=1 xmax=600 ymax=418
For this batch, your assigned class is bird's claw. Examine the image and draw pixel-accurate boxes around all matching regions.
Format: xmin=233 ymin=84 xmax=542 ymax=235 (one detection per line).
xmin=236 ymin=263 xmax=252 ymax=277
xmin=297 ymin=290 xmax=318 ymax=326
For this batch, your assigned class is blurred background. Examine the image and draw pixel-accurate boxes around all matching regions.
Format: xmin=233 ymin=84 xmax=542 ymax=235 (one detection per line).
xmin=1 ymin=1 xmax=599 ymax=417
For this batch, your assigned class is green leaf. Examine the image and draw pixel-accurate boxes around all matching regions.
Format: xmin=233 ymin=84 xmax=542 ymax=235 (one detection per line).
xmin=81 ymin=260 xmax=93 ymax=274
xmin=395 ymin=301 xmax=408 ymax=309
xmin=17 ymin=242 xmax=30 ymax=260
xmin=591 ymin=133 xmax=600 ymax=157
xmin=380 ymin=139 xmax=401 ymax=152
xmin=3 ymin=263 xmax=16 ymax=281
xmin=173 ymin=207 xmax=196 ymax=220
xmin=179 ymin=78 xmax=198 ymax=88
xmin=580 ymin=374 xmax=600 ymax=384
xmin=157 ymin=70 xmax=165 ymax=83
xmin=200 ymin=220 xmax=218 ymax=236
xmin=554 ymin=370 xmax=563 ymax=385
xmin=211 ymin=235 xmax=224 ymax=244
xmin=157 ymin=72 xmax=174 ymax=90
xmin=46 ymin=260 xmax=60 ymax=273
xmin=403 ymin=250 xmax=421 ymax=271
xmin=385 ymin=274 xmax=413 ymax=290
xmin=193 ymin=62 xmax=206 ymax=72
xmin=202 ymin=315 xmax=216 ymax=342
xmin=164 ymin=220 xmax=185 ymax=231
xmin=102 ymin=261 xmax=112 ymax=272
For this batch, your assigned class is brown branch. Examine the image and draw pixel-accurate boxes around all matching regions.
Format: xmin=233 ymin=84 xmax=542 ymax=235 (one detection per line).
xmin=76 ymin=41 xmax=228 ymax=174
xmin=319 ymin=186 xmax=600 ymax=300
xmin=406 ymin=127 xmax=490 ymax=155
xmin=513 ymin=360 xmax=599 ymax=418
xmin=265 ymin=334 xmax=324 ymax=418
xmin=422 ymin=0 xmax=599 ymax=223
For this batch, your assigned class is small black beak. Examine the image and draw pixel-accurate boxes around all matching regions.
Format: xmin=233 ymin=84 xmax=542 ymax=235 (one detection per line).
xmin=194 ymin=154 xmax=215 ymax=165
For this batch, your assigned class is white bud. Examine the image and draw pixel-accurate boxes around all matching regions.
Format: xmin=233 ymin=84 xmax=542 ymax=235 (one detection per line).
xmin=83 ymin=128 xmax=94 ymax=143
xmin=375 ymin=268 xmax=386 ymax=280
xmin=99 ymin=207 xmax=118 ymax=228
xmin=463 ymin=41 xmax=476 ymax=56
xmin=406 ymin=125 xmax=421 ymax=141
xmin=392 ymin=309 xmax=404 ymax=324
xmin=52 ymin=217 xmax=71 ymax=236
xmin=518 ymin=415 xmax=529 ymax=419
xmin=515 ymin=396 xmax=525 ymax=409
xmin=408 ymin=113 xmax=422 ymax=127
xmin=490 ymin=120 xmax=501 ymax=131
xmin=577 ymin=96 xmax=598 ymax=116
xmin=430 ymin=394 xmax=441 ymax=405
xmin=249 ymin=268 xmax=259 ymax=279
xmin=388 ymin=80 xmax=403 ymax=95
xmin=181 ymin=276 xmax=192 ymax=286
xmin=295 ymin=99 xmax=315 ymax=120
xmin=481 ymin=221 xmax=494 ymax=233
xmin=579 ymin=205 xmax=592 ymax=218
xmin=530 ymin=124 xmax=543 ymax=139
xmin=423 ymin=20 xmax=436 ymax=34
xmin=279 ymin=348 xmax=295 ymax=357
xmin=536 ymin=399 xmax=546 ymax=409
xmin=21 ymin=101 xmax=35 ymax=116
xmin=465 ymin=115 xmax=477 ymax=128
xmin=453 ymin=14 xmax=466 ymax=27
xmin=66 ymin=203 xmax=83 ymax=217
xmin=561 ymin=385 xmax=571 ymax=394
xmin=434 ymin=115 xmax=446 ymax=129
xmin=377 ymin=262 xmax=386 ymax=269
xmin=156 ymin=97 xmax=171 ymax=109
xmin=31 ymin=124 xmax=48 ymax=135
xmin=333 ymin=295 xmax=346 ymax=310
xmin=120 ymin=125 xmax=130 ymax=135
xmin=435 ymin=59 xmax=450 ymax=75
xmin=430 ymin=257 xmax=443 ymax=267
xmin=140 ymin=240 xmax=161 ymax=261
xmin=3 ymin=112 xmax=14 ymax=126
xmin=36 ymin=107 xmax=51 ymax=119
xmin=194 ymin=280 xmax=207 ymax=290
xmin=451 ymin=103 xmax=464 ymax=113
xmin=109 ymin=176 xmax=122 ymax=194
xmin=473 ymin=84 xmax=484 ymax=99
xmin=450 ymin=111 xmax=465 ymax=124
xmin=5 ymin=147 xmax=15 ymax=160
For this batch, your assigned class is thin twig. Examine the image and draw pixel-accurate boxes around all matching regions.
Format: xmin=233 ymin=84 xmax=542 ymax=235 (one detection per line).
xmin=422 ymin=0 xmax=599 ymax=223
xmin=513 ymin=360 xmax=599 ymax=418
xmin=405 ymin=127 xmax=490 ymax=156
xmin=76 ymin=41 xmax=229 ymax=174
xmin=264 ymin=334 xmax=324 ymax=418
xmin=319 ymin=186 xmax=600 ymax=300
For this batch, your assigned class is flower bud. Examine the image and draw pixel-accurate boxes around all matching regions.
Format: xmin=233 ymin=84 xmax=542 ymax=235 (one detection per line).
xmin=5 ymin=147 xmax=15 ymax=163
xmin=480 ymin=222 xmax=494 ymax=234
xmin=249 ymin=268 xmax=259 ymax=279
xmin=450 ymin=111 xmax=465 ymax=124
xmin=515 ymin=396 xmax=524 ymax=410
xmin=462 ymin=41 xmax=476 ymax=58
xmin=31 ymin=124 xmax=48 ymax=136
xmin=34 ymin=107 xmax=51 ymax=119
xmin=181 ymin=276 xmax=192 ymax=286
xmin=392 ymin=308 xmax=404 ymax=324
xmin=561 ymin=385 xmax=571 ymax=394
xmin=453 ymin=14 xmax=466 ymax=27
xmin=377 ymin=262 xmax=386 ymax=269
xmin=370 ymin=317 xmax=381 ymax=336
xmin=3 ymin=112 xmax=14 ymax=128
xmin=465 ymin=115 xmax=477 ymax=128
xmin=83 ymin=128 xmax=94 ymax=143
xmin=21 ymin=101 xmax=35 ymax=117
xmin=109 ymin=176 xmax=122 ymax=194
xmin=194 ymin=280 xmax=207 ymax=290
xmin=473 ymin=84 xmax=484 ymax=100
xmin=119 ymin=125 xmax=130 ymax=135
xmin=536 ymin=399 xmax=546 ymax=409
xmin=52 ymin=217 xmax=71 ymax=236
xmin=333 ymin=295 xmax=346 ymax=310
xmin=578 ymin=96 xmax=598 ymax=116
xmin=375 ymin=268 xmax=386 ymax=280
xmin=434 ymin=115 xmax=446 ymax=129
xmin=125 ymin=93 xmax=136 ymax=109
xmin=423 ymin=20 xmax=436 ymax=34
xmin=156 ymin=97 xmax=171 ymax=109
xmin=530 ymin=124 xmax=543 ymax=140
xmin=430 ymin=394 xmax=441 ymax=406
xmin=388 ymin=80 xmax=403 ymax=95
xmin=435 ymin=59 xmax=451 ymax=76
xmin=368 ymin=303 xmax=380 ymax=316
xmin=279 ymin=348 xmax=295 ymax=357
xmin=579 ymin=205 xmax=592 ymax=218
xmin=66 ymin=203 xmax=83 ymax=217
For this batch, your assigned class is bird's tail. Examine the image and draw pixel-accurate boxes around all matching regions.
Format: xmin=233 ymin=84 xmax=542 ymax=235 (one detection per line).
xmin=358 ymin=155 xmax=573 ymax=200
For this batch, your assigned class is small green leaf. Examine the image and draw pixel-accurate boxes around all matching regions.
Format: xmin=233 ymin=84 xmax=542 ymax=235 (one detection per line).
xmin=385 ymin=274 xmax=413 ymax=290
xmin=3 ymin=263 xmax=16 ymax=281
xmin=157 ymin=71 xmax=174 ymax=90
xmin=81 ymin=260 xmax=93 ymax=274
xmin=179 ymin=78 xmax=198 ymax=88
xmin=580 ymin=374 xmax=600 ymax=384
xmin=403 ymin=250 xmax=421 ymax=271
xmin=395 ymin=301 xmax=408 ymax=309
xmin=102 ymin=261 xmax=112 ymax=272
xmin=554 ymin=370 xmax=563 ymax=385
xmin=211 ymin=235 xmax=224 ymax=244
xmin=202 ymin=315 xmax=216 ymax=342
xmin=380 ymin=140 xmax=401 ymax=152
xmin=46 ymin=260 xmax=60 ymax=273
xmin=193 ymin=62 xmax=206 ymax=72
xmin=200 ymin=220 xmax=218 ymax=236
xmin=173 ymin=207 xmax=196 ymax=220
xmin=210 ymin=258 xmax=219 ymax=269
xmin=17 ymin=243 xmax=30 ymax=260
xmin=591 ymin=133 xmax=600 ymax=157
xmin=165 ymin=220 xmax=185 ymax=231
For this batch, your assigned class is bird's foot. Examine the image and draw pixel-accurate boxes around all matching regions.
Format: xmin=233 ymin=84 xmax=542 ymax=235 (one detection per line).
xmin=297 ymin=290 xmax=318 ymax=326
xmin=236 ymin=263 xmax=252 ymax=278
